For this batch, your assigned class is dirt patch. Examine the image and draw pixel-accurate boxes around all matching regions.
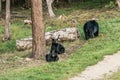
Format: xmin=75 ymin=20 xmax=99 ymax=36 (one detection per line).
xmin=69 ymin=51 xmax=120 ymax=80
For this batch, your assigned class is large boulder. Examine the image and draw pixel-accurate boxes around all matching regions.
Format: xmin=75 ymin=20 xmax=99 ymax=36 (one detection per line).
xmin=16 ymin=27 xmax=80 ymax=51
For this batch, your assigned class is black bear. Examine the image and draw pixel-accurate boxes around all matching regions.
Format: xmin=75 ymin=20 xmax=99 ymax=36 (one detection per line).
xmin=83 ymin=20 xmax=99 ymax=40
xmin=45 ymin=39 xmax=65 ymax=62
xmin=45 ymin=50 xmax=59 ymax=62
xmin=50 ymin=39 xmax=65 ymax=54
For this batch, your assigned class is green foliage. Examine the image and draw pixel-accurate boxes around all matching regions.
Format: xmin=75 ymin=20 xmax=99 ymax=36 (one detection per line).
xmin=105 ymin=1 xmax=116 ymax=8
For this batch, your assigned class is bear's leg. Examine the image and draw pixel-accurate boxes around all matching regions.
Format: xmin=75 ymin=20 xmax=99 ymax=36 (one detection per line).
xmin=94 ymin=30 xmax=99 ymax=37
xmin=57 ymin=44 xmax=65 ymax=54
xmin=46 ymin=54 xmax=52 ymax=62
xmin=91 ymin=32 xmax=94 ymax=38
xmin=89 ymin=30 xmax=94 ymax=38
xmin=85 ymin=32 xmax=89 ymax=40
xmin=54 ymin=56 xmax=59 ymax=61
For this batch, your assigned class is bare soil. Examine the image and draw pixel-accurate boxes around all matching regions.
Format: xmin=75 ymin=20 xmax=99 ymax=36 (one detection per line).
xmin=69 ymin=51 xmax=120 ymax=80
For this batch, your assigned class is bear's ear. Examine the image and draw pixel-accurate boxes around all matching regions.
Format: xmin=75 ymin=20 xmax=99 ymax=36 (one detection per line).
xmin=52 ymin=38 xmax=55 ymax=41
xmin=52 ymin=38 xmax=57 ymax=43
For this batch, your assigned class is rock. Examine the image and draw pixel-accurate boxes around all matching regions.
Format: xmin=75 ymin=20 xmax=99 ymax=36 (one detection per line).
xmin=24 ymin=58 xmax=32 ymax=61
xmin=24 ymin=19 xmax=32 ymax=25
xmin=16 ymin=27 xmax=80 ymax=51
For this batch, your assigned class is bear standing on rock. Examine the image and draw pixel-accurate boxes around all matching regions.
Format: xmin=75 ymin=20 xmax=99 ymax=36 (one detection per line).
xmin=83 ymin=20 xmax=99 ymax=40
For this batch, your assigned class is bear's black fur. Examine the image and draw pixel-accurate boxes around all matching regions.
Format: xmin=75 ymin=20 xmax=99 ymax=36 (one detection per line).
xmin=83 ymin=20 xmax=99 ymax=40
xmin=45 ymin=50 xmax=59 ymax=62
xmin=45 ymin=39 xmax=65 ymax=62
xmin=50 ymin=39 xmax=65 ymax=54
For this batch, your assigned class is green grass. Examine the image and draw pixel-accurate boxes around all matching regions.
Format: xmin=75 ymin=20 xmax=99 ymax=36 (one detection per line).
xmin=0 ymin=21 xmax=32 ymax=53
xmin=100 ymin=69 xmax=120 ymax=80
xmin=0 ymin=18 xmax=120 ymax=80
xmin=0 ymin=0 xmax=120 ymax=80
xmin=107 ymin=70 xmax=120 ymax=80
xmin=54 ymin=0 xmax=116 ymax=15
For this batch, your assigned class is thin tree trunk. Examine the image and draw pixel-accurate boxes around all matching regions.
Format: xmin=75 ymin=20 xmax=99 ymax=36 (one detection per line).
xmin=46 ymin=0 xmax=55 ymax=17
xmin=117 ymin=0 xmax=120 ymax=8
xmin=4 ymin=0 xmax=11 ymax=41
xmin=0 ymin=0 xmax=1 ymax=13
xmin=31 ymin=0 xmax=46 ymax=59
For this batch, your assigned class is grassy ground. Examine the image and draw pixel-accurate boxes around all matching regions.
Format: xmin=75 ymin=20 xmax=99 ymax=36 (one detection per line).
xmin=107 ymin=70 xmax=120 ymax=80
xmin=97 ymin=69 xmax=120 ymax=80
xmin=0 ymin=0 xmax=120 ymax=80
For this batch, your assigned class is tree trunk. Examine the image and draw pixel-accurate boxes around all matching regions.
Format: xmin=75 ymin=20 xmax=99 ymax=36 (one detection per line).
xmin=46 ymin=0 xmax=55 ymax=17
xmin=31 ymin=0 xmax=46 ymax=59
xmin=117 ymin=0 xmax=120 ymax=8
xmin=4 ymin=0 xmax=11 ymax=41
xmin=0 ymin=0 xmax=1 ymax=13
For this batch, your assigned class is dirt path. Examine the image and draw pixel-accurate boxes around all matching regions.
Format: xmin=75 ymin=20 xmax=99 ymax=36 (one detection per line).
xmin=69 ymin=51 xmax=120 ymax=80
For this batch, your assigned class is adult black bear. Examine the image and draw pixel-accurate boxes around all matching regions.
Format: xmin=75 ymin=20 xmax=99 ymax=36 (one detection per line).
xmin=83 ymin=20 xmax=99 ymax=40
xmin=45 ymin=39 xmax=65 ymax=62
